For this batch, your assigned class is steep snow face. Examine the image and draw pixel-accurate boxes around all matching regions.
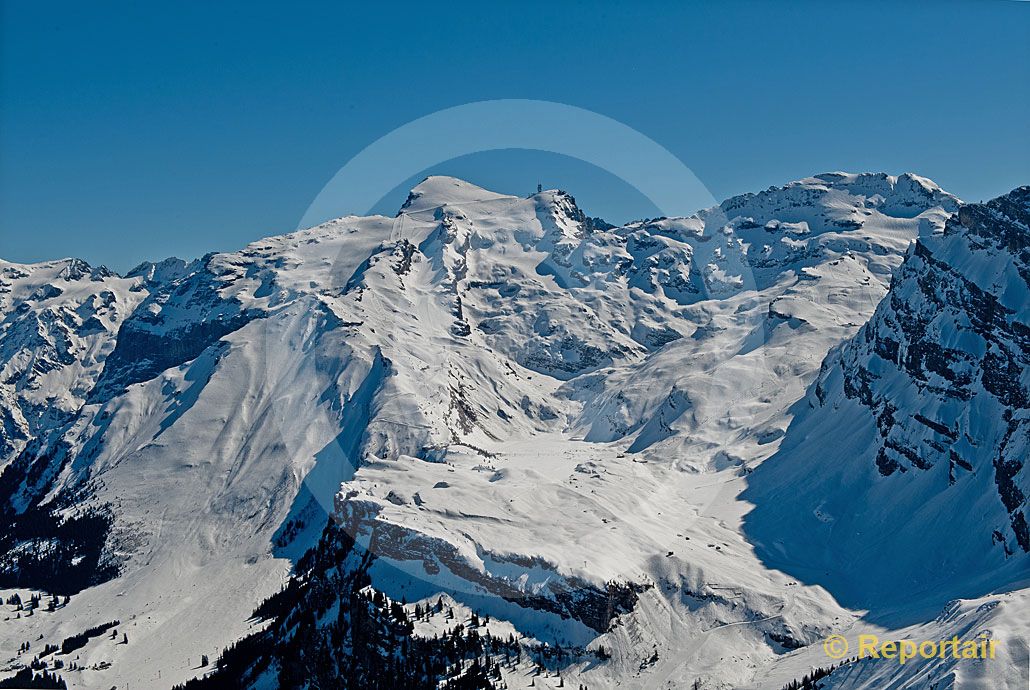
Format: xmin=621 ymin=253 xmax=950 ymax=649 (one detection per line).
xmin=0 ymin=259 xmax=148 ymax=467
xmin=744 ymin=188 xmax=1030 ymax=619
xmin=0 ymin=173 xmax=999 ymax=690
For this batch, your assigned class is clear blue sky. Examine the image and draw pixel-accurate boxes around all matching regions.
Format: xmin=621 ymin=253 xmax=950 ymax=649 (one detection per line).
xmin=1 ymin=1 xmax=1027 ymax=272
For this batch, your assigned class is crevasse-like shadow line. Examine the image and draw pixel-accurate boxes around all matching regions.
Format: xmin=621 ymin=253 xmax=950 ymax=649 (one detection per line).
xmin=270 ymin=348 xmax=388 ymax=562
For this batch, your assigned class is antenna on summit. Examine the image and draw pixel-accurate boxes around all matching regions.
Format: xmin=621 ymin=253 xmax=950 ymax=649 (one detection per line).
xmin=537 ymin=183 xmax=542 ymax=194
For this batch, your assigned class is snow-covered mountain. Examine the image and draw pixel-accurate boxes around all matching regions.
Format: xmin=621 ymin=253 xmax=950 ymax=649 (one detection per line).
xmin=0 ymin=259 xmax=144 ymax=466
xmin=743 ymin=185 xmax=1030 ymax=688
xmin=0 ymin=174 xmax=1025 ymax=689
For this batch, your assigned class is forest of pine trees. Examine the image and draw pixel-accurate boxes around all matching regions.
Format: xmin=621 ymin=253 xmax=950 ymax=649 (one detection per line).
xmin=0 ymin=596 xmax=114 ymax=688
xmin=173 ymin=519 xmax=604 ymax=689
xmin=0 ymin=449 xmax=119 ymax=594
xmin=779 ymin=661 xmax=848 ymax=689
xmin=59 ymin=620 xmax=119 ymax=655
xmin=0 ymin=668 xmax=67 ymax=689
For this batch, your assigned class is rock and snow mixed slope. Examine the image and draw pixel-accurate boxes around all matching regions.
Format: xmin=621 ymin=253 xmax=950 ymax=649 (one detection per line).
xmin=0 ymin=259 xmax=147 ymax=467
xmin=0 ymin=174 xmax=1024 ymax=689
xmin=743 ymin=187 xmax=1030 ymax=618
xmin=743 ymin=186 xmax=1030 ymax=689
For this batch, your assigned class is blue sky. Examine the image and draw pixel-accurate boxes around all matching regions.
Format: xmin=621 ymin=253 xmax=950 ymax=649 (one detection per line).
xmin=1 ymin=1 xmax=1027 ymax=272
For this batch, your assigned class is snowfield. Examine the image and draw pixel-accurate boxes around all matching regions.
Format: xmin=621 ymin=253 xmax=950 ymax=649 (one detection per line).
xmin=0 ymin=174 xmax=1026 ymax=689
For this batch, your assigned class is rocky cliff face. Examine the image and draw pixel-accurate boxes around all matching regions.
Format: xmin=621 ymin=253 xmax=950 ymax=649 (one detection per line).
xmin=745 ymin=187 xmax=1030 ymax=615
xmin=839 ymin=187 xmax=1030 ymax=551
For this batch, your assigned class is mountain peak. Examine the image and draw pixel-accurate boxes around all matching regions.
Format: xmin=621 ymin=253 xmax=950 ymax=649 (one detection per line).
xmin=54 ymin=257 xmax=114 ymax=281
xmin=125 ymin=256 xmax=193 ymax=285
xmin=399 ymin=175 xmax=515 ymax=214
xmin=954 ymin=185 xmax=1030 ymax=246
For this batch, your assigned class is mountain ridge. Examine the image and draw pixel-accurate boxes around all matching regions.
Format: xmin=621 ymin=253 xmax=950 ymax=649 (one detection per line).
xmin=2 ymin=173 xmax=1026 ymax=690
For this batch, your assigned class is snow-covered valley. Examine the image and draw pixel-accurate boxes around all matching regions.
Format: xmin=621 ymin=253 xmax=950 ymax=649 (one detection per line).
xmin=0 ymin=174 xmax=1026 ymax=689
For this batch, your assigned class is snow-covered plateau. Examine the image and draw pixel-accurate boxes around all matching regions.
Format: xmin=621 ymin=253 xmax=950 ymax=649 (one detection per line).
xmin=0 ymin=173 xmax=1026 ymax=689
